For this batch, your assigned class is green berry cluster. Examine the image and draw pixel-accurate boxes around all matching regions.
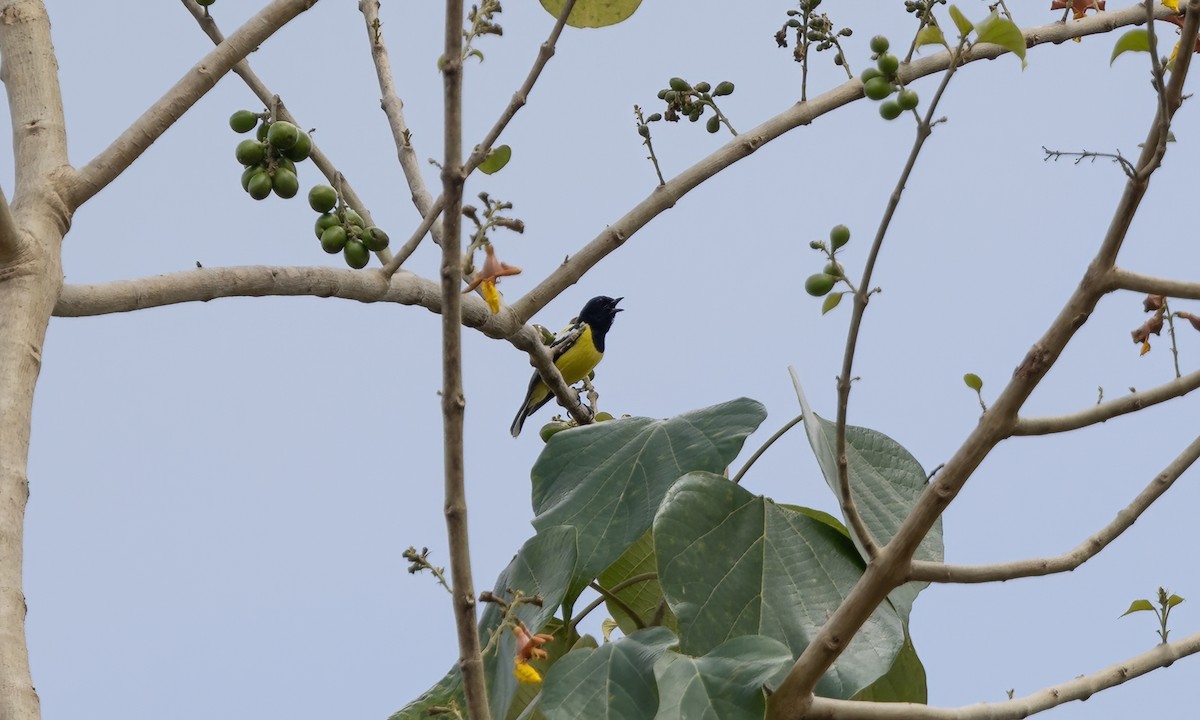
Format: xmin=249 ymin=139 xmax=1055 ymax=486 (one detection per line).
xmin=308 ymin=185 xmax=390 ymax=270
xmin=649 ymin=77 xmax=735 ymax=134
xmin=230 ymin=110 xmax=312 ymax=201
xmin=859 ymin=36 xmax=919 ymax=120
xmin=804 ymin=224 xmax=851 ymax=304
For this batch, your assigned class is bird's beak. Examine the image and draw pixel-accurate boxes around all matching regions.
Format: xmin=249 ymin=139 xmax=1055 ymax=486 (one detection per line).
xmin=614 ymin=297 xmax=624 ymax=312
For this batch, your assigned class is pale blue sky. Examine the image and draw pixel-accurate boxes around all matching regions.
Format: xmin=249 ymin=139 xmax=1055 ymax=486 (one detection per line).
xmin=13 ymin=1 xmax=1200 ymax=718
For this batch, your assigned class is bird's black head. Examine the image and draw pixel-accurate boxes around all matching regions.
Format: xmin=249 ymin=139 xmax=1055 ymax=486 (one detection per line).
xmin=578 ymin=295 xmax=623 ymax=335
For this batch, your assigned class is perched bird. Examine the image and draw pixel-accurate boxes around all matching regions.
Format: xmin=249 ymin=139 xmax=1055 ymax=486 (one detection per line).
xmin=511 ymin=295 xmax=623 ymax=437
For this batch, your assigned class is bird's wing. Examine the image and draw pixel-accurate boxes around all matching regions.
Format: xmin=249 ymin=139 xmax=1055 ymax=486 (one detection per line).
xmin=548 ymin=318 xmax=585 ymax=359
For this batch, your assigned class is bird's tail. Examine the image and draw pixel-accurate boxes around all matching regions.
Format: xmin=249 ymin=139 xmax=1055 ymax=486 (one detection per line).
xmin=510 ymin=406 xmax=529 ymax=438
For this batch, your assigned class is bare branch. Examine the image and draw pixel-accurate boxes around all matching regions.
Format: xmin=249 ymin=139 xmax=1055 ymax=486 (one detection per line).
xmin=1108 ymin=267 xmax=1200 ymax=300
xmin=68 ymin=0 xmax=318 ymax=209
xmin=181 ymin=0 xmax=393 ymax=265
xmin=1014 ymin=369 xmax=1200 ymax=435
xmin=807 ymin=630 xmax=1200 ymax=719
xmin=510 ymin=4 xmax=1177 ymax=326
xmin=910 ymin=434 xmax=1200 ymax=583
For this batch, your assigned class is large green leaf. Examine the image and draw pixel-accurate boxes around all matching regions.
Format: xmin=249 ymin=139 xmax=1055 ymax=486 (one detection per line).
xmin=532 ymin=399 xmax=767 ymax=606
xmin=541 ymin=626 xmax=677 ymax=720
xmin=539 ymin=0 xmax=642 ymax=28
xmin=849 ymin=631 xmax=927 ymax=703
xmin=974 ymin=11 xmax=1026 ymax=67
xmin=653 ymin=636 xmax=793 ymax=720
xmin=791 ymin=376 xmax=942 ymax=623
xmin=654 ymin=473 xmax=905 ymax=699
xmin=390 ymin=527 xmax=578 ymax=720
xmin=598 ymin=530 xmax=678 ymax=636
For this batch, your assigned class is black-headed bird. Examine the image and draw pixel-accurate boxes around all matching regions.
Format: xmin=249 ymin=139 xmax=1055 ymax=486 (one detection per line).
xmin=510 ymin=295 xmax=623 ymax=437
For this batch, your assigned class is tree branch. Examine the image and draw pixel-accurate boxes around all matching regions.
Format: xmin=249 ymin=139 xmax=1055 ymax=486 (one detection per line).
xmin=0 ymin=185 xmax=20 ymax=264
xmin=909 ymin=434 xmax=1200 ymax=583
xmin=1014 ymin=369 xmax=1200 ymax=436
xmin=1107 ymin=267 xmax=1200 ymax=300
xmin=67 ymin=0 xmax=318 ymax=209
xmin=768 ymin=5 xmax=1200 ymax=716
xmin=806 ymin=630 xmax=1200 ymax=719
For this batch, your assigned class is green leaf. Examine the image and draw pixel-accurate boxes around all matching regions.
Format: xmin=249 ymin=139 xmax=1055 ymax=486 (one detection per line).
xmin=598 ymin=530 xmax=678 ymax=636
xmin=654 ymin=473 xmax=905 ymax=699
xmin=653 ymin=636 xmax=793 ymax=720
xmin=850 ymin=631 xmax=927 ymax=703
xmin=532 ymin=399 xmax=767 ymax=607
xmin=1121 ymin=598 xmax=1156 ymax=617
xmin=963 ymin=373 xmax=983 ymax=391
xmin=1110 ymin=29 xmax=1151 ymax=66
xmin=478 ymin=144 xmax=512 ymax=175
xmin=541 ymin=627 xmax=677 ymax=720
xmin=505 ymin=621 xmax=596 ymax=720
xmin=822 ymin=292 xmax=844 ymax=315
xmin=1167 ymin=594 xmax=1186 ymax=608
xmin=915 ymin=24 xmax=948 ymax=50
xmin=975 ymin=12 xmax=1027 ymax=67
xmin=538 ymin=0 xmax=642 ymax=28
xmin=948 ymin=5 xmax=974 ymax=37
xmin=790 ymin=373 xmax=943 ymax=623
xmin=387 ymin=662 xmax=463 ymax=720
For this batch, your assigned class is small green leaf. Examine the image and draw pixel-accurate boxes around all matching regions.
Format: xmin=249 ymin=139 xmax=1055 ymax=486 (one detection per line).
xmin=948 ymin=5 xmax=974 ymax=37
xmin=822 ymin=292 xmax=844 ymax=315
xmin=915 ymin=25 xmax=948 ymax=50
xmin=1110 ymin=29 xmax=1151 ymax=66
xmin=963 ymin=373 xmax=983 ymax=391
xmin=1121 ymin=599 xmax=1156 ymax=617
xmin=975 ymin=12 xmax=1027 ymax=67
xmin=1168 ymin=594 xmax=1186 ymax=608
xmin=539 ymin=0 xmax=642 ymax=28
xmin=478 ymin=144 xmax=512 ymax=175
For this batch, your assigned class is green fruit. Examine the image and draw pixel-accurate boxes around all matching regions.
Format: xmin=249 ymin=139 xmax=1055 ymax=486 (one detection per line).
xmin=864 ymin=77 xmax=893 ymax=101
xmin=229 ymin=110 xmax=258 ymax=134
xmin=196 ymin=0 xmax=214 ymax=5
xmin=897 ymin=88 xmax=919 ymax=110
xmin=879 ymin=100 xmax=903 ymax=120
xmin=343 ymin=238 xmax=370 ymax=269
xmin=272 ymin=168 xmax=299 ymax=198
xmin=320 ymin=225 xmax=348 ymax=254
xmin=804 ymin=273 xmax=837 ymax=297
xmin=308 ymin=185 xmax=338 ymax=213
xmin=877 ymin=53 xmax=900 ymax=77
xmin=830 ymin=224 xmax=850 ymax=249
xmin=344 ymin=208 xmax=364 ymax=228
xmin=256 ymin=122 xmax=269 ymax=141
xmin=713 ymin=81 xmax=735 ymax=96
xmin=266 ymin=120 xmax=300 ymax=150
xmin=538 ymin=421 xmax=571 ymax=442
xmin=274 ymin=156 xmax=296 ymax=174
xmin=694 ymin=81 xmax=711 ymax=93
xmin=593 ymin=412 xmax=614 ymax=422
xmin=669 ymin=77 xmax=690 ymax=91
xmin=823 ymin=261 xmax=843 ymax=278
xmin=314 ymin=212 xmax=340 ymax=239
xmin=869 ymin=35 xmax=890 ymax=54
xmin=283 ymin=130 xmax=312 ymax=162
xmin=706 ymin=115 xmax=721 ymax=134
xmin=240 ymin=164 xmax=261 ymax=191
xmin=362 ymin=226 xmax=390 ymax=252
xmin=235 ymin=139 xmax=265 ymax=166
xmin=246 ymin=171 xmax=272 ymax=200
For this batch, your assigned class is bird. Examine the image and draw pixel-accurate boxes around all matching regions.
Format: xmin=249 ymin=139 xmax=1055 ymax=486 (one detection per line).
xmin=510 ymin=295 xmax=623 ymax=437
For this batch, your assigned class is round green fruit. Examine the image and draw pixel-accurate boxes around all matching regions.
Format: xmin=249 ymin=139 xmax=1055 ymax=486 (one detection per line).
xmin=362 ymin=226 xmax=390 ymax=252
xmin=283 ymin=130 xmax=312 ymax=162
xmin=706 ymin=115 xmax=721 ymax=134
xmin=860 ymin=67 xmax=882 ymax=83
xmin=246 ymin=171 xmax=272 ymax=200
xmin=344 ymin=208 xmax=364 ymax=228
xmin=594 ymin=412 xmax=614 ymax=422
xmin=314 ymin=212 xmax=340 ymax=239
xmin=257 ymin=123 xmax=269 ymax=142
xmin=272 ymin=168 xmax=299 ymax=198
xmin=823 ymin=261 xmax=843 ymax=278
xmin=897 ymin=88 xmax=919 ymax=111
xmin=266 ymin=120 xmax=300 ymax=150
xmin=320 ymin=225 xmax=348 ymax=254
xmin=869 ymin=35 xmax=890 ymax=54
xmin=877 ymin=53 xmax=900 ymax=77
xmin=864 ymin=77 xmax=893 ymax=101
xmin=235 ymin=139 xmax=265 ymax=166
xmin=343 ymin=238 xmax=370 ymax=269
xmin=539 ymin=421 xmax=571 ymax=443
xmin=879 ymin=100 xmax=903 ymax=120
xmin=308 ymin=185 xmax=338 ymax=213
xmin=274 ymin=156 xmax=296 ymax=174
xmin=240 ymin=164 xmax=261 ymax=191
xmin=804 ymin=273 xmax=837 ymax=297
xmin=229 ymin=110 xmax=258 ymax=134
xmin=830 ymin=224 xmax=850 ymax=249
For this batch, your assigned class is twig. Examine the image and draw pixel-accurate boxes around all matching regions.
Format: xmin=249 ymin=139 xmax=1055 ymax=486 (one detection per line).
xmin=586 ymin=581 xmax=647 ymax=630
xmin=806 ymin=630 xmax=1200 ymax=719
xmin=438 ymin=0 xmax=490 ymax=717
xmin=910 ymin=434 xmax=1200 ymax=583
xmin=1042 ymin=146 xmax=1136 ymax=178
xmin=1013 ymin=368 xmax=1200 ymax=435
xmin=731 ymin=414 xmax=804 ymax=485
xmin=1108 ymin=268 xmax=1200 ymax=300
xmin=68 ymin=0 xmax=317 ymax=209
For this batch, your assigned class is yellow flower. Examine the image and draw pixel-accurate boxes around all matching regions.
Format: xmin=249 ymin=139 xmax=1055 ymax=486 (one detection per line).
xmin=1163 ymin=0 xmax=1179 ymax=12
xmin=513 ymin=658 xmax=543 ymax=684
xmin=463 ymin=244 xmax=522 ymax=314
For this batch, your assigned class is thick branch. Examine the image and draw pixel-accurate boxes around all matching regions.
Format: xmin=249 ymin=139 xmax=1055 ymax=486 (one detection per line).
xmin=1014 ymin=369 xmax=1200 ymax=435
xmin=68 ymin=0 xmax=318 ymax=209
xmin=910 ymin=434 xmax=1200 ymax=583
xmin=0 ymin=186 xmax=19 ymax=264
xmin=806 ymin=630 xmax=1200 ymax=720
xmin=1107 ymin=267 xmax=1200 ymax=300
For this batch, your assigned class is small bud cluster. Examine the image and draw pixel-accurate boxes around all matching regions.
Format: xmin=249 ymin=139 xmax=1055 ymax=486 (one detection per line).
xmin=778 ymin=0 xmax=853 ymax=67
xmin=648 ymin=77 xmax=736 ymax=135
